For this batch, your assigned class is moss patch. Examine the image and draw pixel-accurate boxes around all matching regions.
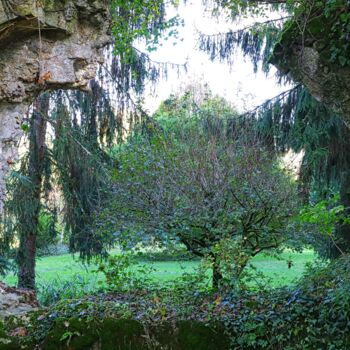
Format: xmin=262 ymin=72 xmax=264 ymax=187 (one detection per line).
xmin=99 ymin=318 xmax=147 ymax=350
xmin=0 ymin=320 xmax=35 ymax=350
xmin=42 ymin=317 xmax=98 ymax=350
xmin=271 ymin=1 xmax=349 ymax=71
xmin=37 ymin=317 xmax=231 ymax=350
xmin=177 ymin=321 xmax=230 ymax=350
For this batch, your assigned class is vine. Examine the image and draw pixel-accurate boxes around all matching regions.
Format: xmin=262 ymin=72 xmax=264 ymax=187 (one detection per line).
xmin=325 ymin=0 xmax=350 ymax=66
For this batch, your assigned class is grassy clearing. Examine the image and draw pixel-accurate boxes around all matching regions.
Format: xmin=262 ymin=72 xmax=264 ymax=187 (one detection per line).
xmin=3 ymin=250 xmax=316 ymax=289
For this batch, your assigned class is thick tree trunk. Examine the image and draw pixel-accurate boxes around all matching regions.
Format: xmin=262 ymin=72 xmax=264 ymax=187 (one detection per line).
xmin=17 ymin=233 xmax=37 ymax=289
xmin=17 ymin=94 xmax=49 ymax=289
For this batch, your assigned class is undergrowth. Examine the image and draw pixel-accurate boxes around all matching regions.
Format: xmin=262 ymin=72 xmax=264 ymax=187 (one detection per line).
xmin=2 ymin=256 xmax=350 ymax=349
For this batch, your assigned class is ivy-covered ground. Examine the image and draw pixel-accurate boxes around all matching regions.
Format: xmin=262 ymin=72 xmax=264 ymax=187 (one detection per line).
xmin=2 ymin=255 xmax=350 ymax=349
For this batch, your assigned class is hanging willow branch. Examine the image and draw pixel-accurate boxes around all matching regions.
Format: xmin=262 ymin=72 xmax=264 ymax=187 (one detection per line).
xmin=0 ymin=1 xmax=194 ymax=270
xmin=198 ymin=17 xmax=288 ymax=72
xmin=239 ymin=84 xmax=350 ymax=195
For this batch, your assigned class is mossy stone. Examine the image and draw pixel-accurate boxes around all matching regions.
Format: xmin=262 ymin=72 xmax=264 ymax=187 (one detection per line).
xmin=0 ymin=320 xmax=35 ymax=350
xmin=42 ymin=317 xmax=99 ymax=350
xmin=38 ymin=317 xmax=231 ymax=350
xmin=0 ymin=321 xmax=12 ymax=350
xmin=177 ymin=321 xmax=230 ymax=350
xmin=99 ymin=318 xmax=149 ymax=350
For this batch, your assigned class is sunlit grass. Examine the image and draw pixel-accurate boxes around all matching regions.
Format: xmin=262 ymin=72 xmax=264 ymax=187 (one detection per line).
xmin=3 ymin=249 xmax=316 ymax=289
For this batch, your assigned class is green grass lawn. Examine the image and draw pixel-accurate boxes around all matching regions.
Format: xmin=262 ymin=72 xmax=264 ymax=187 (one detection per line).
xmin=249 ymin=250 xmax=316 ymax=286
xmin=3 ymin=249 xmax=316 ymax=289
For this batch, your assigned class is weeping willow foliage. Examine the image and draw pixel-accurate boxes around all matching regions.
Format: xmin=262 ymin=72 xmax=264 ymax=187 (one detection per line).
xmin=51 ymin=92 xmax=115 ymax=261
xmin=205 ymin=0 xmax=292 ymax=18
xmin=1 ymin=95 xmax=55 ymax=285
xmin=245 ymin=85 xmax=350 ymax=257
xmin=199 ymin=0 xmax=350 ymax=198
xmin=198 ymin=0 xmax=298 ymax=73
xmin=110 ymin=47 xmax=186 ymax=98
xmin=68 ymin=80 xmax=119 ymax=146
xmin=109 ymin=0 xmax=186 ymax=116
xmin=249 ymin=86 xmax=350 ymax=198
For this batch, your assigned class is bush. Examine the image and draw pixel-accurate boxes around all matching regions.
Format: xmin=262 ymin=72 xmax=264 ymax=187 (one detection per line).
xmin=37 ymin=243 xmax=70 ymax=257
xmin=96 ymin=253 xmax=156 ymax=292
xmin=7 ymin=256 xmax=350 ymax=349
xmin=38 ymin=274 xmax=99 ymax=306
xmin=221 ymin=255 xmax=350 ymax=349
xmin=36 ymin=211 xmax=60 ymax=251
xmin=133 ymin=247 xmax=195 ymax=262
xmin=102 ymin=114 xmax=299 ymax=290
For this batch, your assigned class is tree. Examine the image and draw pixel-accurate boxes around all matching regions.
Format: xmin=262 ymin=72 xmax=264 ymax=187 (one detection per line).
xmin=254 ymin=87 xmax=350 ymax=257
xmin=4 ymin=94 xmax=50 ymax=288
xmin=199 ymin=0 xmax=350 ymax=257
xmin=0 ymin=0 xmax=184 ymax=288
xmin=51 ymin=91 xmax=114 ymax=261
xmin=101 ymin=98 xmax=298 ymax=289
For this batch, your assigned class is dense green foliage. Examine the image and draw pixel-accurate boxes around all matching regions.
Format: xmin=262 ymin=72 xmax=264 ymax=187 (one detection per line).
xmin=2 ymin=254 xmax=350 ymax=349
xmin=220 ymin=256 xmax=350 ymax=349
xmin=112 ymin=0 xmax=181 ymax=59
xmin=96 ymin=91 xmax=299 ymax=288
xmin=0 ymin=0 xmax=183 ymax=287
xmin=325 ymin=0 xmax=350 ymax=66
xmin=3 ymin=249 xmax=316 ymax=304
xmin=198 ymin=0 xmax=350 ymax=257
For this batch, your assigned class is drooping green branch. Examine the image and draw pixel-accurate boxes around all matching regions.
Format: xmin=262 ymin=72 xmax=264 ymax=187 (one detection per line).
xmin=198 ymin=17 xmax=287 ymax=72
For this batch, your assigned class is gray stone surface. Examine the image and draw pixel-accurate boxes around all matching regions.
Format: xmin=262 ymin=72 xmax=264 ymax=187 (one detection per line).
xmin=0 ymin=0 xmax=111 ymax=212
xmin=0 ymin=282 xmax=38 ymax=318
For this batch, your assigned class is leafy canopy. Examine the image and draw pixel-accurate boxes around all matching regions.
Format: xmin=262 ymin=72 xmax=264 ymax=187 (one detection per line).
xmin=97 ymin=91 xmax=299 ymax=287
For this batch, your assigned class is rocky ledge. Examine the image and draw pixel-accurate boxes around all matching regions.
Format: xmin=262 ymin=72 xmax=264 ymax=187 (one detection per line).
xmin=0 ymin=0 xmax=111 ymax=212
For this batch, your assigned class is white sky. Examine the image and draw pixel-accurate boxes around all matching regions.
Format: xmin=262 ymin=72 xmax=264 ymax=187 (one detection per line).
xmin=141 ymin=1 xmax=287 ymax=113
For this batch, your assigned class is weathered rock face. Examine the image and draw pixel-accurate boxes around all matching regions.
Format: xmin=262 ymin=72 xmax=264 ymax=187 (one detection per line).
xmin=271 ymin=7 xmax=350 ymax=124
xmin=0 ymin=282 xmax=38 ymax=318
xmin=0 ymin=0 xmax=111 ymax=212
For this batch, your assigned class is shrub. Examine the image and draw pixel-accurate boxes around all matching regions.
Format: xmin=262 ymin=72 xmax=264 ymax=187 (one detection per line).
xmin=222 ymin=255 xmax=350 ymax=349
xmin=37 ymin=243 xmax=70 ymax=257
xmin=96 ymin=254 xmax=156 ymax=292
xmin=101 ymin=115 xmax=299 ymax=289
xmin=38 ymin=274 xmax=99 ymax=306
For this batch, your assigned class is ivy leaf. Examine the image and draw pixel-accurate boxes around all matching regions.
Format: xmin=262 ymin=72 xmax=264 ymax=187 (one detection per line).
xmin=339 ymin=55 xmax=348 ymax=66
xmin=21 ymin=123 xmax=30 ymax=132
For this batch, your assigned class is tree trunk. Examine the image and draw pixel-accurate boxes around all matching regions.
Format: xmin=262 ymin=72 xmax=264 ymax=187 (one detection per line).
xmin=212 ymin=254 xmax=223 ymax=290
xmin=17 ymin=94 xmax=49 ymax=289
xmin=17 ymin=233 xmax=37 ymax=289
xmin=331 ymin=171 xmax=350 ymax=258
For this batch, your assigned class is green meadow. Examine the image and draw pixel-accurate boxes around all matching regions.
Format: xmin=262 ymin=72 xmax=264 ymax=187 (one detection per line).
xmin=4 ymin=249 xmax=316 ymax=290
